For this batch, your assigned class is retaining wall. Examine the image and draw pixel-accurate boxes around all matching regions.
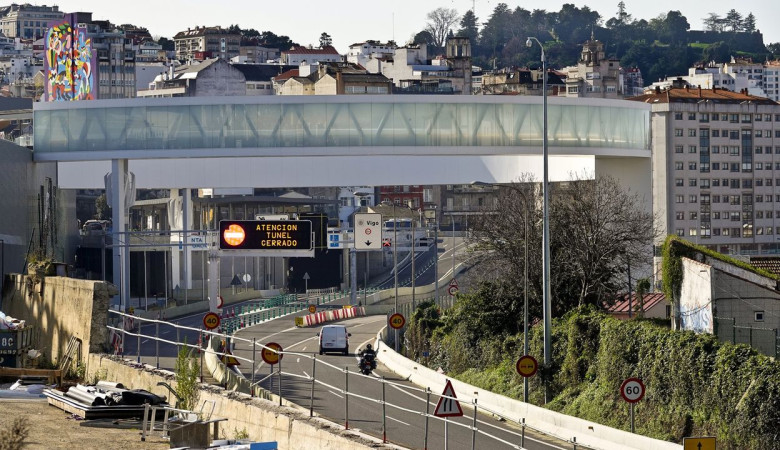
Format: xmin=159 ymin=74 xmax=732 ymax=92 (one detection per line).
xmin=86 ymin=354 xmax=400 ymax=449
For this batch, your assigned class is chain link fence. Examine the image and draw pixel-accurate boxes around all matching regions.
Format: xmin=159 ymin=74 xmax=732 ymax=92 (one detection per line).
xmin=715 ymin=317 xmax=779 ymax=358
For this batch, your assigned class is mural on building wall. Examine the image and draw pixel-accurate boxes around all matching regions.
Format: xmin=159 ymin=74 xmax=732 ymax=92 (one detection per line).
xmin=680 ymin=258 xmax=714 ymax=334
xmin=44 ymin=22 xmax=95 ymax=101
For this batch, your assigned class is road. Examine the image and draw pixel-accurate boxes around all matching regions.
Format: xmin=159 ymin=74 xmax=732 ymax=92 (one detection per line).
xmin=231 ymin=314 xmax=574 ymax=450
xmin=373 ymin=236 xmax=468 ymax=290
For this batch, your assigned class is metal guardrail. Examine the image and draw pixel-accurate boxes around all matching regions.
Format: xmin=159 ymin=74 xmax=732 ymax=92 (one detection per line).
xmin=105 ymin=309 xmax=581 ymax=450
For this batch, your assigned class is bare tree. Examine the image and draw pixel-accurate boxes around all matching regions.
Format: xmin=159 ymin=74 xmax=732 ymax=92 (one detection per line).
xmin=468 ymin=172 xmax=657 ymax=317
xmin=425 ymin=7 xmax=459 ymax=49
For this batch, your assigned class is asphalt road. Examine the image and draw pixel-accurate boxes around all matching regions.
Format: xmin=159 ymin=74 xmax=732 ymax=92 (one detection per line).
xmin=232 ymin=314 xmax=574 ymax=450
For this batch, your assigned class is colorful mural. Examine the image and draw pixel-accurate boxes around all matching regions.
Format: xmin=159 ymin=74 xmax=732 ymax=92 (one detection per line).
xmin=44 ymin=21 xmax=95 ymax=101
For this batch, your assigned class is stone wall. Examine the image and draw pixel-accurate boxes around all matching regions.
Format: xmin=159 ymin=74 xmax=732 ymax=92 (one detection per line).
xmin=1 ymin=274 xmax=115 ymax=366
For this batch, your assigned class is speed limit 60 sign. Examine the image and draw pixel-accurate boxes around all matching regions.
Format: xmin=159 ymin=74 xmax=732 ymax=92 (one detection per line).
xmin=620 ymin=378 xmax=645 ymax=403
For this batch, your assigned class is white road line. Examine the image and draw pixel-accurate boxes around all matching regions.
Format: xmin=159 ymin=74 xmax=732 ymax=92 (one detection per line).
xmin=296 ymin=358 xmax=300 ymax=363
xmin=302 ymin=371 xmax=309 ymax=378
xmin=387 ymin=416 xmax=410 ymax=426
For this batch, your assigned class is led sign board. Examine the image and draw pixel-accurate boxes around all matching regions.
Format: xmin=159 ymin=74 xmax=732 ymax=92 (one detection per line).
xmin=219 ymin=220 xmax=313 ymax=251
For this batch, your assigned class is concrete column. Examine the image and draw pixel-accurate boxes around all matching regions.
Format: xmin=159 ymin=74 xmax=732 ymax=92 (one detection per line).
xmin=110 ymin=159 xmax=130 ymax=310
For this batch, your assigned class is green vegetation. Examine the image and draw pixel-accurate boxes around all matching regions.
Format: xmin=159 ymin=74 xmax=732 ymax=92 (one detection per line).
xmin=174 ymin=345 xmax=201 ymax=411
xmin=410 ymin=299 xmax=780 ymax=448
xmin=0 ymin=417 xmax=29 ymax=450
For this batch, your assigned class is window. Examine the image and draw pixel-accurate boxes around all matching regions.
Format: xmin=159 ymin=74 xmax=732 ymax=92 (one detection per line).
xmin=713 ymin=179 xmax=720 ymax=187
xmin=731 ymin=212 xmax=740 ymax=221
xmin=713 ymin=163 xmax=720 ymax=170
xmin=675 ymin=195 xmax=684 ymax=203
xmin=676 ymin=229 xmax=684 ymax=236
xmin=688 ymin=113 xmax=696 ymax=120
xmin=690 ymin=195 xmax=698 ymax=203
xmin=700 ymin=163 xmax=710 ymax=173
xmin=688 ymin=129 xmax=697 ymax=137
xmin=712 ymin=130 xmax=720 ymax=138
xmin=730 ymin=195 xmax=741 ymax=205
xmin=742 ymin=114 xmax=752 ymax=123
xmin=742 ymin=179 xmax=753 ymax=188
xmin=713 ymin=146 xmax=720 ymax=153
xmin=776 ymin=146 xmax=780 ymax=154
xmin=756 ymin=195 xmax=764 ymax=203
xmin=690 ymin=212 xmax=698 ymax=220
xmin=730 ymin=114 xmax=739 ymax=123
xmin=568 ymin=86 xmax=579 ymax=93
xmin=713 ymin=228 xmax=721 ymax=236
xmin=689 ymin=179 xmax=697 ymax=187
xmin=731 ymin=163 xmax=740 ymax=172
xmin=675 ymin=178 xmax=684 ymax=186
xmin=675 ymin=145 xmax=684 ymax=153
xmin=732 ymin=228 xmax=741 ymax=237
xmin=675 ymin=129 xmax=683 ymax=137
xmin=755 ymin=114 xmax=763 ymax=122
xmin=755 ymin=311 xmax=764 ymax=322
xmin=756 ymin=211 xmax=764 ymax=219
xmin=713 ymin=195 xmax=721 ymax=203
xmin=676 ymin=212 xmax=684 ymax=220
xmin=730 ymin=179 xmax=739 ymax=188
xmin=701 ymin=179 xmax=710 ymax=188
xmin=730 ymin=146 xmax=740 ymax=155
xmin=689 ymin=162 xmax=697 ymax=170
xmin=689 ymin=228 xmax=697 ymax=236
xmin=674 ymin=112 xmax=683 ymax=120
xmin=689 ymin=145 xmax=697 ymax=153
xmin=713 ymin=211 xmax=721 ymax=219
xmin=756 ymin=146 xmax=763 ymax=154
xmin=700 ymin=113 xmax=709 ymax=123
xmin=675 ymin=162 xmax=684 ymax=170
xmin=723 ymin=228 xmax=730 ymax=236
xmin=765 ymin=114 xmax=772 ymax=122
xmin=722 ymin=114 xmax=729 ymax=121
xmin=756 ymin=163 xmax=764 ymax=170
xmin=768 ymin=179 xmax=773 ymax=186
xmin=755 ymin=130 xmax=763 ymax=138
xmin=768 ymin=227 xmax=774 ymax=235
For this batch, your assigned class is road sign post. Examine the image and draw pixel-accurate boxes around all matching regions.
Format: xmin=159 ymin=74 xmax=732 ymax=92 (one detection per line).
xmin=620 ymin=378 xmax=645 ymax=433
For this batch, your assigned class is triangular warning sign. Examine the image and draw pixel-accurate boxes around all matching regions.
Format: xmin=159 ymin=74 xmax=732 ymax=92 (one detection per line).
xmin=218 ymin=341 xmax=240 ymax=366
xmin=433 ymin=379 xmax=463 ymax=417
xmin=449 ymin=278 xmax=459 ymax=288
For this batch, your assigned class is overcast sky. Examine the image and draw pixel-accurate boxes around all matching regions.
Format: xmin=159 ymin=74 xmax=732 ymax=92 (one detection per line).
xmin=50 ymin=1 xmax=779 ymax=51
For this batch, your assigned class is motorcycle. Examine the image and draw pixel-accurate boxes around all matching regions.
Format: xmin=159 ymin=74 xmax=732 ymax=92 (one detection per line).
xmin=359 ymin=352 xmax=377 ymax=375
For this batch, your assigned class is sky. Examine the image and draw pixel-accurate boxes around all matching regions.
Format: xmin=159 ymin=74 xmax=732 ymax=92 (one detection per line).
xmin=48 ymin=0 xmax=780 ymax=51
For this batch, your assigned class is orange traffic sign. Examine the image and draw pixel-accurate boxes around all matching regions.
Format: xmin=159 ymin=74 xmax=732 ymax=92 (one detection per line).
xmin=308 ymin=305 xmax=316 ymax=313
xmin=434 ymin=379 xmax=463 ymax=417
xmin=683 ymin=437 xmax=715 ymax=450
xmin=261 ymin=342 xmax=283 ymax=365
xmin=516 ymin=355 xmax=538 ymax=377
xmin=389 ymin=313 xmax=405 ymax=329
xmin=203 ymin=312 xmax=220 ymax=330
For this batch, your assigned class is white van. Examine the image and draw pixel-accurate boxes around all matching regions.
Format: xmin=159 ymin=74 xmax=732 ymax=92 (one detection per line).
xmin=317 ymin=325 xmax=351 ymax=355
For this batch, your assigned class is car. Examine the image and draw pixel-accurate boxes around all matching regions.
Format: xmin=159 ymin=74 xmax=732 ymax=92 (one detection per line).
xmin=317 ymin=324 xmax=351 ymax=355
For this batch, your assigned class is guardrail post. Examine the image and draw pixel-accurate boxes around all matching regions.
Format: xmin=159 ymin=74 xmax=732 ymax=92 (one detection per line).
xmin=382 ymin=376 xmax=387 ymax=443
xmin=137 ymin=318 xmax=141 ymax=363
xmin=424 ymin=387 xmax=430 ymax=450
xmin=251 ymin=338 xmax=256 ymax=396
xmin=344 ymin=367 xmax=350 ymax=430
xmin=572 ymin=436 xmax=577 ymax=450
xmin=521 ymin=417 xmax=525 ymax=448
xmin=309 ymin=355 xmax=317 ymax=417
xmin=278 ymin=357 xmax=283 ymax=406
xmin=155 ymin=321 xmax=160 ymax=369
xmin=471 ymin=398 xmax=478 ymax=450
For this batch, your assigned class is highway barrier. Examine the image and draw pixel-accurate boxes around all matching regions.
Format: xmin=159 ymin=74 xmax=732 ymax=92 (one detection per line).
xmin=296 ymin=307 xmax=366 ymax=327
xmin=375 ymin=333 xmax=682 ymax=450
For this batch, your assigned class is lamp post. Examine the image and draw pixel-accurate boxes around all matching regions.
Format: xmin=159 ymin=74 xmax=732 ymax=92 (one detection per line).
xmin=526 ymin=36 xmax=552 ymax=403
xmin=393 ymin=203 xmax=399 ymax=352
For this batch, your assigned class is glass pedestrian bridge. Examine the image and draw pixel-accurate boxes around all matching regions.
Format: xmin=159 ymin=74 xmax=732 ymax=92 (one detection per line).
xmin=33 ymin=95 xmax=649 ymax=162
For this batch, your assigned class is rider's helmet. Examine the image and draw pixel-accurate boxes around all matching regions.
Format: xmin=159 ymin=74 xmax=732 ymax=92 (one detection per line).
xmin=365 ymin=344 xmax=372 ymax=350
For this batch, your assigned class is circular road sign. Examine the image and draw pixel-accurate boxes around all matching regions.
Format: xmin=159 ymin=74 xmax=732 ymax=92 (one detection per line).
xmin=223 ymin=224 xmax=246 ymax=247
xmin=389 ymin=313 xmax=406 ymax=329
xmin=217 ymin=295 xmax=224 ymax=309
xmin=620 ymin=378 xmax=646 ymax=403
xmin=203 ymin=312 xmax=220 ymax=330
xmin=516 ymin=355 xmax=539 ymax=378
xmin=261 ymin=342 xmax=284 ymax=365
xmin=308 ymin=305 xmax=316 ymax=314
xmin=448 ymin=285 xmax=459 ymax=296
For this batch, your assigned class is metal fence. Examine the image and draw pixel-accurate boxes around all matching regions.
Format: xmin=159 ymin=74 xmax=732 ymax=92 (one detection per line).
xmin=715 ymin=317 xmax=779 ymax=358
xmin=105 ymin=309 xmax=584 ymax=450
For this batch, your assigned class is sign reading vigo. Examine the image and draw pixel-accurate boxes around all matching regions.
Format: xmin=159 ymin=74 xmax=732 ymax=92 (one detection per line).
xmin=354 ymin=213 xmax=381 ymax=250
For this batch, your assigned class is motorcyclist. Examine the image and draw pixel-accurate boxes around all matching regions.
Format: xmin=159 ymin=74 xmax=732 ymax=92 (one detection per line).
xmin=359 ymin=344 xmax=377 ymax=371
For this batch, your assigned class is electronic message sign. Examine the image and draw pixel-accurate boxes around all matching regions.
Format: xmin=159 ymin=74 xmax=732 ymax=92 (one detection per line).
xmin=219 ymin=220 xmax=313 ymax=252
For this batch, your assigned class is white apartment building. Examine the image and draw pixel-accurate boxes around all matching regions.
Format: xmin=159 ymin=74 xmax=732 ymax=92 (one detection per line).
xmin=632 ymin=81 xmax=780 ymax=256
xmin=281 ymin=45 xmax=341 ymax=66
xmin=561 ymin=36 xmax=622 ymax=98
xmin=173 ymin=26 xmax=240 ymax=62
xmin=0 ymin=3 xmax=62 ymax=40
xmin=346 ymin=41 xmax=395 ymax=68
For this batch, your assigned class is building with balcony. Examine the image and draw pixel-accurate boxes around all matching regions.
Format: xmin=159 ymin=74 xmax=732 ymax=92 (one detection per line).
xmin=0 ymin=3 xmax=62 ymax=40
xmin=630 ymin=81 xmax=780 ymax=255
xmin=346 ymin=40 xmax=395 ymax=67
xmin=276 ymin=61 xmax=391 ymax=95
xmin=562 ymin=35 xmax=622 ymax=98
xmin=174 ymin=26 xmax=240 ymax=62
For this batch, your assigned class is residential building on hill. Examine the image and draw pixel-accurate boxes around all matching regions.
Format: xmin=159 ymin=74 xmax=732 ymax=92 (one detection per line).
xmin=561 ymin=34 xmax=622 ymax=98
xmin=0 ymin=3 xmax=62 ymax=39
xmin=630 ymin=80 xmax=780 ymax=256
xmin=481 ymin=67 xmax=565 ymax=95
xmin=174 ymin=26 xmax=240 ymax=62
xmin=232 ymin=63 xmax=295 ymax=95
xmin=281 ymin=45 xmax=341 ymax=66
xmin=138 ymin=58 xmax=245 ymax=97
xmin=346 ymin=41 xmax=395 ymax=67
xmin=275 ymin=61 xmax=391 ymax=95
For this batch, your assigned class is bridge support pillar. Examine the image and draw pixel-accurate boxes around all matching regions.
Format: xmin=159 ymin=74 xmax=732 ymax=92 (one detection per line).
xmin=110 ymin=159 xmax=131 ymax=310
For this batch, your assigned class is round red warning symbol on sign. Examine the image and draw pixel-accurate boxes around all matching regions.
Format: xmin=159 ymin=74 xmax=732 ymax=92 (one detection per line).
xmin=365 ymin=228 xmax=372 ymax=235
xmin=223 ymin=224 xmax=246 ymax=246
xmin=262 ymin=342 xmax=283 ymax=365
xmin=515 ymin=355 xmax=538 ymax=377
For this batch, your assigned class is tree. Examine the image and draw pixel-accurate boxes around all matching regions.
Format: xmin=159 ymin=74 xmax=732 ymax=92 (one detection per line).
xmin=702 ymin=13 xmax=723 ymax=32
xmin=457 ymin=9 xmax=479 ymax=46
xmin=469 ymin=173 xmax=656 ymax=316
xmin=480 ymin=3 xmax=513 ymax=57
xmin=94 ymin=194 xmax=110 ymax=220
xmin=174 ymin=345 xmax=200 ymax=411
xmin=157 ymin=36 xmax=174 ymax=51
xmin=411 ymin=30 xmax=434 ymax=47
xmin=425 ymin=7 xmax=459 ymax=49
xmin=768 ymin=42 xmax=780 ymax=57
xmin=319 ymin=32 xmax=332 ymax=48
xmin=651 ymin=11 xmax=690 ymax=44
xmin=724 ymin=9 xmax=743 ymax=32
xmin=743 ymin=13 xmax=756 ymax=33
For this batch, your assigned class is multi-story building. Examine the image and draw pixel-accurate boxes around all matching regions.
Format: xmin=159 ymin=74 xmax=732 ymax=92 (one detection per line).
xmin=275 ymin=61 xmax=391 ymax=95
xmin=378 ymin=186 xmax=425 ymax=210
xmin=562 ymin=35 xmax=622 ymax=98
xmin=281 ymin=45 xmax=341 ymax=66
xmin=138 ymin=58 xmax=245 ymax=97
xmin=173 ymin=26 xmax=240 ymax=62
xmin=481 ymin=67 xmax=565 ymax=95
xmin=0 ymin=3 xmax=62 ymax=40
xmin=630 ymin=80 xmax=780 ymax=255
xmin=238 ymin=40 xmax=279 ymax=64
xmin=346 ymin=40 xmax=395 ymax=68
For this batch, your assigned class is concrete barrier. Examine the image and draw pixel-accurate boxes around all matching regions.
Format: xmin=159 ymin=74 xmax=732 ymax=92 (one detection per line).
xmin=375 ymin=336 xmax=682 ymax=450
xmin=297 ymin=307 xmax=366 ymax=327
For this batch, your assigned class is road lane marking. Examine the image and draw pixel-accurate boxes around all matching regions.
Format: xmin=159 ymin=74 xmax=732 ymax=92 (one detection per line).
xmin=387 ymin=416 xmax=410 ymax=426
xmin=329 ymin=390 xmax=343 ymax=399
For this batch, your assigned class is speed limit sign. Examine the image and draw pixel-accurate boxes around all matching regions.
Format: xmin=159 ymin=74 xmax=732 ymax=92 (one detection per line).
xmin=620 ymin=378 xmax=645 ymax=403
xmin=389 ymin=313 xmax=406 ymax=329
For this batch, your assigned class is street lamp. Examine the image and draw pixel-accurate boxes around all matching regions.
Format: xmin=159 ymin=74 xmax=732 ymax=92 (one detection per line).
xmin=526 ymin=35 xmax=552 ymax=403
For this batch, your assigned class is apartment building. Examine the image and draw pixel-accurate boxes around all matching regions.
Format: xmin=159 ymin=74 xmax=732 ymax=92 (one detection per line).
xmin=174 ymin=26 xmax=240 ymax=62
xmin=631 ymin=81 xmax=780 ymax=255
xmin=0 ymin=3 xmax=62 ymax=39
xmin=281 ymin=45 xmax=341 ymax=66
xmin=561 ymin=35 xmax=622 ymax=98
xmin=346 ymin=40 xmax=395 ymax=67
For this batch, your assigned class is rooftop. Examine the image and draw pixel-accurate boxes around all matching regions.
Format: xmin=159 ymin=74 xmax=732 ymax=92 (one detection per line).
xmin=629 ymin=86 xmax=777 ymax=105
